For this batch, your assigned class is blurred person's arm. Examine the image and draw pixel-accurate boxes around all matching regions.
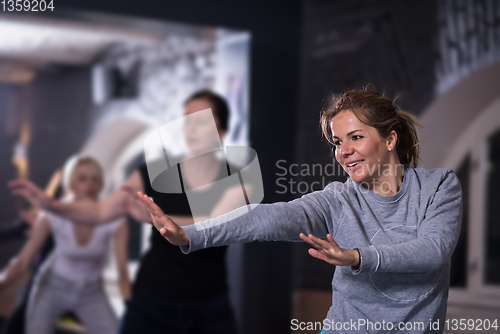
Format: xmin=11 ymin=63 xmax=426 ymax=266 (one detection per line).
xmin=121 ymin=186 xmax=193 ymax=226
xmin=121 ymin=185 xmax=253 ymax=227
xmin=20 ymin=209 xmax=40 ymax=237
xmin=183 ymin=184 xmax=254 ymax=224
xmin=209 ymin=184 xmax=254 ymax=219
xmin=113 ymin=220 xmax=131 ymax=301
xmin=0 ymin=216 xmax=51 ymax=289
xmin=10 ymin=171 xmax=144 ymax=225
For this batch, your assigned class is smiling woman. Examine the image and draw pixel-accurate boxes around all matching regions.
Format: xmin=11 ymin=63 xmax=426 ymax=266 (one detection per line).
xmin=135 ymin=87 xmax=462 ymax=334
xmin=322 ymin=89 xmax=422 ymax=167
xmin=321 ymin=89 xmax=423 ymax=196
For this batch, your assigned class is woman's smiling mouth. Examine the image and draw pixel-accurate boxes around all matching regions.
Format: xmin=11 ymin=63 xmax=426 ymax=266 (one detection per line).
xmin=345 ymin=160 xmax=364 ymax=171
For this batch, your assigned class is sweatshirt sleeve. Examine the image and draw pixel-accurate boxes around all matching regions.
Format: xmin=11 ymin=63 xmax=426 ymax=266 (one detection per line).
xmin=355 ymin=170 xmax=463 ymax=274
xmin=180 ymin=187 xmax=342 ymax=254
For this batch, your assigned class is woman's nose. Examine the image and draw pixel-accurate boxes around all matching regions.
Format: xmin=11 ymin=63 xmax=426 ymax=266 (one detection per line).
xmin=339 ymin=143 xmax=353 ymax=157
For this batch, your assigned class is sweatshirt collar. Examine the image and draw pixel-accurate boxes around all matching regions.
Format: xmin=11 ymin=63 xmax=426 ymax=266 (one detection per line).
xmin=350 ymin=164 xmax=411 ymax=203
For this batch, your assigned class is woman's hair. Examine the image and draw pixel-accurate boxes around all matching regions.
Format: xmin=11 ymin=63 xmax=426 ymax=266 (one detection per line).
xmin=64 ymin=156 xmax=104 ymax=192
xmin=320 ymin=87 xmax=423 ymax=167
xmin=184 ymin=90 xmax=230 ymax=132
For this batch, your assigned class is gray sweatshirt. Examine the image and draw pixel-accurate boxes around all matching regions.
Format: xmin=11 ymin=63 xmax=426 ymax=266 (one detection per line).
xmin=181 ymin=165 xmax=462 ymax=333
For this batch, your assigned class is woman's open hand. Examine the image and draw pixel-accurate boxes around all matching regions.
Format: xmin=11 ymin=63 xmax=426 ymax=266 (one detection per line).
xmin=8 ymin=179 xmax=49 ymax=210
xmin=299 ymin=233 xmax=359 ymax=267
xmin=137 ymin=191 xmax=189 ymax=246
xmin=121 ymin=186 xmax=152 ymax=223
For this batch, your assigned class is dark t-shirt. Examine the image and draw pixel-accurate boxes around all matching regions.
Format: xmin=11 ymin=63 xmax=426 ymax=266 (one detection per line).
xmin=135 ymin=161 xmax=235 ymax=299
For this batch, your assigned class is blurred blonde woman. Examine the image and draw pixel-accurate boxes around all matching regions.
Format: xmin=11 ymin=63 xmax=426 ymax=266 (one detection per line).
xmin=0 ymin=156 xmax=130 ymax=334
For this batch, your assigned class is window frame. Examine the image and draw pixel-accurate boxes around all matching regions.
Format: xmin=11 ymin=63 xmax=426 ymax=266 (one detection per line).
xmin=441 ymin=98 xmax=500 ymax=306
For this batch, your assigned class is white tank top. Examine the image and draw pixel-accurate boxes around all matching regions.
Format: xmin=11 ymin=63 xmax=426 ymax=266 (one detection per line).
xmin=41 ymin=211 xmax=123 ymax=283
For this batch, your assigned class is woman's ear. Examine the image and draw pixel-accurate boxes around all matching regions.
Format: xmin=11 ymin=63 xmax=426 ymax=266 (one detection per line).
xmin=387 ymin=130 xmax=398 ymax=151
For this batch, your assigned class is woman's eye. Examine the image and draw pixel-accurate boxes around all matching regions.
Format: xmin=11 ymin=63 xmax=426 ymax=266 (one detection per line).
xmin=333 ymin=141 xmax=341 ymax=146
xmin=352 ymin=135 xmax=362 ymax=140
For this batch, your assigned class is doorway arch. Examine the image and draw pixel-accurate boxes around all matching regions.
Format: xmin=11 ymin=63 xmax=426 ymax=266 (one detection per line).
xmin=419 ymin=61 xmax=500 ymax=318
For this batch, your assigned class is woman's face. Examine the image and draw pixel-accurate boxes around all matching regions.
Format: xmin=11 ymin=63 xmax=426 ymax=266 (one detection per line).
xmin=183 ymin=98 xmax=225 ymax=155
xmin=331 ymin=110 xmax=393 ymax=184
xmin=70 ymin=163 xmax=102 ymax=200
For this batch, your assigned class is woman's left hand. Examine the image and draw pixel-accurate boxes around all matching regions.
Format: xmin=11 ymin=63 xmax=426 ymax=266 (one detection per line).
xmin=299 ymin=233 xmax=360 ymax=267
xmin=120 ymin=186 xmax=152 ymax=223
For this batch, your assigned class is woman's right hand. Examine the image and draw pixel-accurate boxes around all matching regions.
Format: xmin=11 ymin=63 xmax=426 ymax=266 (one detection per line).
xmin=8 ymin=179 xmax=50 ymax=210
xmin=137 ymin=191 xmax=189 ymax=246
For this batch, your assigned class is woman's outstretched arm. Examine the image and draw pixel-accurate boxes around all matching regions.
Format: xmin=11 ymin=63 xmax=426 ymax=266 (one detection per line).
xmin=9 ymin=171 xmax=143 ymax=225
xmin=138 ymin=187 xmax=339 ymax=253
